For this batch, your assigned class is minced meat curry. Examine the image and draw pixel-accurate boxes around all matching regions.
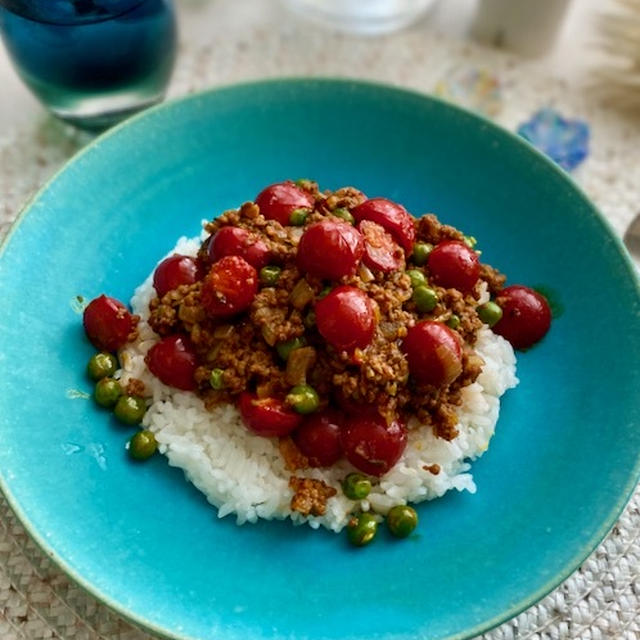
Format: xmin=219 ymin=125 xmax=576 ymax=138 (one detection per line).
xmin=83 ymin=179 xmax=552 ymax=482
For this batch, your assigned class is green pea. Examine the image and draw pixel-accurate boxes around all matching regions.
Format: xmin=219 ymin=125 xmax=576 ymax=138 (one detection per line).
xmin=317 ymin=286 xmax=332 ymax=300
xmin=114 ymin=395 xmax=146 ymax=425
xmin=386 ymin=505 xmax=418 ymax=538
xmin=332 ymin=207 xmax=355 ymax=225
xmin=446 ymin=314 xmax=461 ymax=330
xmin=346 ymin=513 xmax=378 ymax=547
xmin=259 ymin=265 xmax=282 ymax=286
xmin=407 ymin=269 xmax=427 ymax=289
xmin=87 ymin=352 xmax=118 ymax=381
xmin=477 ymin=301 xmax=503 ymax=327
xmin=276 ymin=336 xmax=306 ymax=361
xmin=209 ymin=368 xmax=225 ymax=390
xmin=303 ymin=310 xmax=316 ymax=330
xmin=289 ymin=208 xmax=309 ymax=226
xmin=294 ymin=178 xmax=310 ymax=187
xmin=286 ymin=384 xmax=319 ymax=414
xmin=94 ymin=377 xmax=122 ymax=408
xmin=412 ymin=286 xmax=438 ymax=313
xmin=463 ymin=235 xmax=477 ymax=249
xmin=412 ymin=242 xmax=433 ymax=266
xmin=128 ymin=430 xmax=157 ymax=460
xmin=342 ymin=473 xmax=372 ymax=500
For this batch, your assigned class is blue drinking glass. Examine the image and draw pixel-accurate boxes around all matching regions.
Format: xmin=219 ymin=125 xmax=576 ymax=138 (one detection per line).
xmin=0 ymin=0 xmax=177 ymax=129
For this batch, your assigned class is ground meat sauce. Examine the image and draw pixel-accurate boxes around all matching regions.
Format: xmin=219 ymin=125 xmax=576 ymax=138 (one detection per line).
xmin=423 ymin=463 xmax=441 ymax=475
xmin=288 ymin=476 xmax=337 ymax=517
xmin=141 ymin=179 xmax=553 ymax=516
xmin=279 ymin=436 xmax=310 ymax=472
xmin=148 ymin=182 xmax=500 ymax=446
xmin=125 ymin=377 xmax=146 ymax=397
xmin=83 ymin=180 xmax=552 ymax=529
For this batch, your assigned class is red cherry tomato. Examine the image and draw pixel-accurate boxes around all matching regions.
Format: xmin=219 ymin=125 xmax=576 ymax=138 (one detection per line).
xmin=428 ymin=240 xmax=479 ymax=293
xmin=255 ymin=182 xmax=314 ymax=226
xmin=145 ymin=335 xmax=198 ymax=391
xmin=315 ymin=285 xmax=376 ymax=352
xmin=358 ymin=220 xmax=403 ymax=273
xmin=201 ymin=255 xmax=258 ymax=317
xmin=351 ymin=197 xmax=416 ymax=254
xmin=153 ymin=255 xmax=199 ymax=298
xmin=208 ymin=226 xmax=270 ymax=270
xmin=83 ymin=295 xmax=135 ymax=352
xmin=341 ymin=414 xmax=408 ymax=477
xmin=402 ymin=321 xmax=462 ymax=387
xmin=239 ymin=392 xmax=303 ymax=437
xmin=493 ymin=285 xmax=551 ymax=350
xmin=297 ymin=220 xmax=365 ymax=280
xmin=292 ymin=410 xmax=344 ymax=467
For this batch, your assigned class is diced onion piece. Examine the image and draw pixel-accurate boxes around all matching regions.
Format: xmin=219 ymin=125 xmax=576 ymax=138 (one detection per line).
xmin=290 ymin=279 xmax=315 ymax=310
xmin=286 ymin=346 xmax=317 ymax=386
xmin=358 ymin=263 xmax=375 ymax=283
xmin=262 ymin=324 xmax=278 ymax=346
xmin=213 ymin=324 xmax=234 ymax=339
xmin=205 ymin=343 xmax=222 ymax=362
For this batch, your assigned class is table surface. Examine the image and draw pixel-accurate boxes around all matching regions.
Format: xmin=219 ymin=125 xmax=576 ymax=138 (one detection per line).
xmin=1 ymin=1 xmax=639 ymax=639
xmin=0 ymin=0 xmax=605 ymax=129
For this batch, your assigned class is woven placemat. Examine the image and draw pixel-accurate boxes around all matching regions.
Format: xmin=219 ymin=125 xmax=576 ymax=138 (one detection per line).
xmin=1 ymin=6 xmax=639 ymax=638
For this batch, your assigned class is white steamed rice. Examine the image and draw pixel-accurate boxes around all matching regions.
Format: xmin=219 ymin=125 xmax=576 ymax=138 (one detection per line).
xmin=118 ymin=234 xmax=518 ymax=532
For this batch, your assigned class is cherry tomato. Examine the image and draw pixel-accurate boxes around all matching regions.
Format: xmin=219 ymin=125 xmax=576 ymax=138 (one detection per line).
xmin=358 ymin=220 xmax=403 ymax=273
xmin=315 ymin=285 xmax=376 ymax=352
xmin=428 ymin=240 xmax=479 ymax=293
xmin=297 ymin=220 xmax=365 ymax=280
xmin=201 ymin=255 xmax=258 ymax=317
xmin=255 ymin=182 xmax=314 ymax=226
xmin=145 ymin=335 xmax=198 ymax=391
xmin=208 ymin=226 xmax=270 ymax=270
xmin=351 ymin=197 xmax=416 ymax=254
xmin=341 ymin=414 xmax=408 ymax=477
xmin=83 ymin=295 xmax=135 ymax=352
xmin=239 ymin=392 xmax=303 ymax=437
xmin=402 ymin=321 xmax=462 ymax=387
xmin=153 ymin=255 xmax=199 ymax=298
xmin=493 ymin=285 xmax=551 ymax=349
xmin=292 ymin=409 xmax=344 ymax=467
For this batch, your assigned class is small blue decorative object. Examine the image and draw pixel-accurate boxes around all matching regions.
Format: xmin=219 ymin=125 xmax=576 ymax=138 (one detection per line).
xmin=517 ymin=108 xmax=590 ymax=171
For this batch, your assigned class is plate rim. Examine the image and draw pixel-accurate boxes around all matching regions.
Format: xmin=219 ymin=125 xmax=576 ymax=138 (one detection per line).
xmin=1 ymin=76 xmax=639 ymax=640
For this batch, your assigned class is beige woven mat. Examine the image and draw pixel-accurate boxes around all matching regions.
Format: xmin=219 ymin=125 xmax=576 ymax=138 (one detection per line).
xmin=1 ymin=6 xmax=640 ymax=638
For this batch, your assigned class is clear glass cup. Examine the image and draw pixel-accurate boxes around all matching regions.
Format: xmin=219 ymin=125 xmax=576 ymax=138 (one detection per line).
xmin=0 ymin=0 xmax=177 ymax=130
xmin=283 ymin=0 xmax=436 ymax=35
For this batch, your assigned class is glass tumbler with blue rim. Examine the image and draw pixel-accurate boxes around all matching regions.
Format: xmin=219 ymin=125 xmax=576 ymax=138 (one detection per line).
xmin=0 ymin=0 xmax=177 ymax=130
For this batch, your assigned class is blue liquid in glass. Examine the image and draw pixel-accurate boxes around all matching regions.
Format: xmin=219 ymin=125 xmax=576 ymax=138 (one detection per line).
xmin=0 ymin=0 xmax=177 ymax=128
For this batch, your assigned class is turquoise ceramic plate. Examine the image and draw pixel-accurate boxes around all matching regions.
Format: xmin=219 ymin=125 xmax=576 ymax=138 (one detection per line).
xmin=1 ymin=79 xmax=639 ymax=640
